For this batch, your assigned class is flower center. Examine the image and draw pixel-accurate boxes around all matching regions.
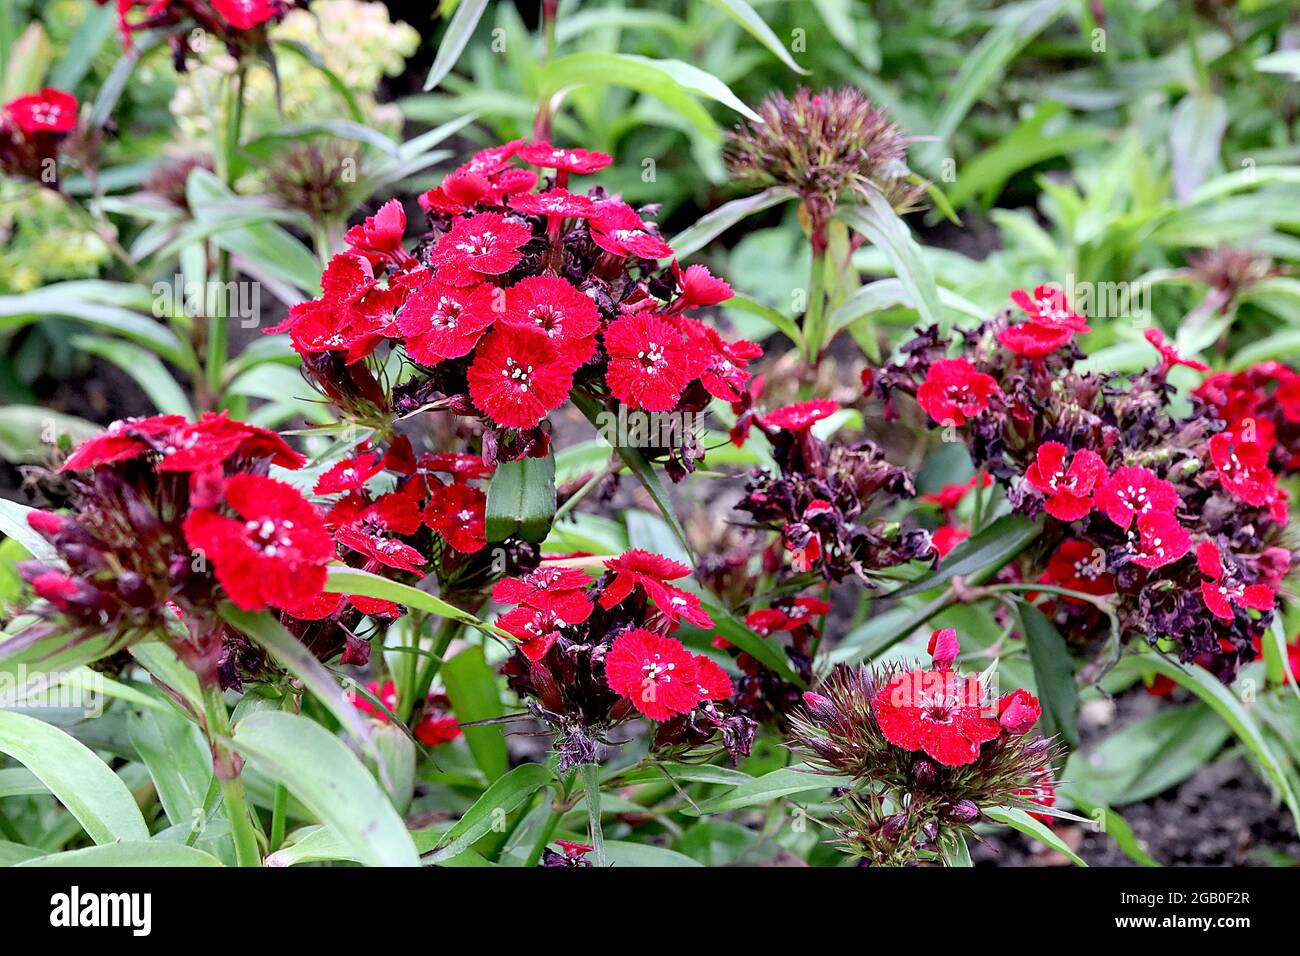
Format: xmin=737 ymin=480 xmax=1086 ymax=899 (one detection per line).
xmin=244 ymin=517 xmax=296 ymax=557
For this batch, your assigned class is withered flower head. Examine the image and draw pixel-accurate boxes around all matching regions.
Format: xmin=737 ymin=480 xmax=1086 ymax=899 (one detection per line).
xmin=1188 ymin=247 xmax=1284 ymax=298
xmin=724 ymin=86 xmax=926 ymax=241
xmin=263 ymin=140 xmax=366 ymax=222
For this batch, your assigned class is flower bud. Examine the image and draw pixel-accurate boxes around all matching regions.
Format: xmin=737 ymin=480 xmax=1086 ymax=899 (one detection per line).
xmin=943 ymin=800 xmax=979 ymax=824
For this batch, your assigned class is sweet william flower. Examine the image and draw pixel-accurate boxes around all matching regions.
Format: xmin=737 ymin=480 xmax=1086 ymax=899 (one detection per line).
xmin=760 ymin=399 xmax=839 ymax=432
xmin=518 ymin=142 xmax=612 ymax=175
xmin=211 ymin=0 xmax=282 ymax=30
xmin=422 ymin=482 xmax=487 ymax=554
xmin=60 ymin=411 xmax=304 ymax=473
xmin=927 ymin=628 xmax=960 ymax=670
xmin=344 ymin=199 xmax=409 ymax=263
xmin=671 ymin=261 xmax=734 ymax=310
xmin=507 ymin=188 xmax=596 ymax=218
xmin=602 ymin=313 xmax=693 ymax=411
xmin=1144 ymin=328 xmax=1208 ymax=374
xmin=314 ymin=451 xmax=384 ymax=495
xmin=431 ymin=212 xmax=531 ymax=280
xmin=997 ymin=321 xmax=1076 ymax=358
xmin=1129 ymin=511 xmax=1192 ymax=569
xmin=996 ymin=689 xmax=1042 ymax=735
xmin=1196 ymin=542 xmax=1275 ymax=621
xmin=1009 ymin=285 xmax=1090 ymax=333
xmin=329 ymin=487 xmax=427 ymax=573
xmin=932 ymin=524 xmax=969 ymax=558
xmin=1042 ymin=539 xmax=1115 ymax=600
xmin=466 ymin=325 xmax=573 ymax=428
xmin=598 ymin=550 xmax=713 ymax=628
xmin=396 ymin=280 xmax=498 ymax=363
xmin=915 ymin=358 xmax=999 ymax=426
xmin=872 ymin=668 xmax=1001 ymax=766
xmin=493 ymin=565 xmax=591 ymax=609
xmin=1024 ymin=441 xmax=1106 ymax=521
xmin=501 ymin=275 xmax=600 ymax=368
xmin=588 ymin=201 xmax=673 ymax=259
xmin=4 ymin=88 xmax=78 ymax=134
xmin=1093 ymin=465 xmax=1180 ymax=529
xmin=605 ymin=628 xmax=701 ymax=720
xmin=1208 ymin=431 xmax=1279 ymax=508
xmin=182 ymin=474 xmax=334 ymax=612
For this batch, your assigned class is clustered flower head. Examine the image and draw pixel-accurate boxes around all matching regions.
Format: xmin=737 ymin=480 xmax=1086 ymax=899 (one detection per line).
xmin=734 ymin=398 xmax=933 ymax=583
xmin=0 ymin=88 xmax=79 ymax=187
xmin=878 ymin=286 xmax=1295 ymax=683
xmin=1195 ymin=360 xmax=1300 ymax=476
xmin=14 ymin=412 xmax=337 ymax=686
xmin=723 ymin=86 xmax=926 ymax=246
xmin=272 ymin=140 xmax=757 ymax=476
xmin=790 ymin=629 xmax=1058 ymax=865
xmin=103 ymin=0 xmax=296 ymax=64
xmin=495 ymin=550 xmax=754 ymax=769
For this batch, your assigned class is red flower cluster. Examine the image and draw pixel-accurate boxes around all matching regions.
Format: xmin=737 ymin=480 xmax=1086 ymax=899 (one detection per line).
xmin=872 ymin=630 xmax=1041 ymax=766
xmin=494 ymin=551 xmax=752 ymax=768
xmin=102 ymin=0 xmax=289 ymax=54
xmin=1196 ymin=361 xmax=1300 ymax=475
xmin=0 ymin=87 xmax=78 ymax=186
xmin=880 ymin=287 xmax=1293 ymax=683
xmin=998 ymin=284 xmax=1090 ymax=358
xmin=275 ymin=141 xmax=757 ymax=473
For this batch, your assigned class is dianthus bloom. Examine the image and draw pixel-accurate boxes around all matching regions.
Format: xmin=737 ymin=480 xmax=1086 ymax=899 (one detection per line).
xmin=604 ymin=628 xmax=702 ymax=720
xmin=915 ymin=359 xmax=999 ymax=425
xmin=1 ymin=87 xmax=79 ymax=186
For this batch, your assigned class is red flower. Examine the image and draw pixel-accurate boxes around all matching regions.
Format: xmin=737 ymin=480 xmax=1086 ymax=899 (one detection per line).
xmin=397 ymin=279 xmax=497 ymax=363
xmin=344 ymin=199 xmax=408 ymax=261
xmin=996 ymin=689 xmax=1042 ymax=735
xmin=1042 ymin=539 xmax=1115 ymax=600
xmin=498 ymin=603 xmax=589 ymax=661
xmin=352 ymin=680 xmax=399 ymax=720
xmin=4 ymin=88 xmax=77 ymax=134
xmin=927 ymin=628 xmax=961 ymax=669
xmin=414 ymin=692 xmax=462 ymax=745
xmin=671 ymin=262 xmax=733 ymax=310
xmin=745 ymin=608 xmax=790 ymax=636
xmin=922 ymin=474 xmax=992 ymax=512
xmin=997 ymin=322 xmax=1075 ymax=358
xmin=603 ymin=313 xmax=693 ymax=411
xmin=420 ymin=170 xmax=495 ymax=215
xmin=330 ymin=486 xmax=426 ymax=573
xmin=604 ymin=628 xmax=700 ymax=720
xmin=681 ymin=319 xmax=761 ymax=402
xmin=588 ymin=201 xmax=673 ymax=259
xmin=785 ymin=596 xmax=832 ymax=627
xmin=873 ymin=668 xmax=1001 ymax=766
xmin=692 ymin=654 xmax=733 ymax=701
xmin=461 ymin=140 xmax=525 ymax=176
xmin=1144 ymin=328 xmax=1208 ymax=374
xmin=502 ymin=275 xmax=600 ymax=368
xmin=211 ymin=0 xmax=281 ymax=30
xmin=182 ymin=474 xmax=334 ymax=612
xmin=27 ymin=570 xmax=80 ymax=609
xmin=267 ymin=253 xmax=395 ymax=362
xmin=598 ymin=549 xmax=712 ymax=628
xmin=423 ymin=453 xmax=494 ymax=482
xmin=493 ymin=565 xmax=590 ymax=608
xmin=1024 ymin=441 xmax=1106 ymax=521
xmin=1093 ymin=465 xmax=1179 ymax=529
xmin=761 ymin=399 xmax=838 ymax=432
xmin=60 ymin=412 xmax=303 ymax=474
xmin=1019 ymin=771 xmax=1057 ymax=825
xmin=915 ymin=359 xmax=999 ymax=426
xmin=1208 ymin=431 xmax=1278 ymax=508
xmin=467 ymin=325 xmax=573 ymax=428
xmin=518 ymin=142 xmax=612 ymax=174
xmin=431 ymin=212 xmax=531 ymax=280
xmin=932 ymin=524 xmax=968 ymax=558
xmin=1010 ymin=285 xmax=1090 ymax=333
xmin=1196 ymin=542 xmax=1274 ymax=621
xmin=314 ymin=451 xmax=384 ymax=495
xmin=507 ymin=188 xmax=596 ymax=218
xmin=423 ymin=483 xmax=487 ymax=553
xmin=1129 ymin=511 xmax=1191 ymax=569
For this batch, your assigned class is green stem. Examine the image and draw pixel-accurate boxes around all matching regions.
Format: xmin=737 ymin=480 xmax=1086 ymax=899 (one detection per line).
xmin=523 ymin=793 xmax=564 ymax=868
xmin=269 ymin=784 xmax=288 ymax=852
xmin=205 ymin=66 xmax=248 ymax=407
xmin=184 ymin=776 xmax=220 ymax=847
xmin=409 ymin=617 xmax=460 ymax=717
xmin=202 ymin=683 xmax=262 ymax=867
xmin=580 ymin=762 xmax=606 ymax=867
xmin=799 ymin=243 xmax=830 ymax=392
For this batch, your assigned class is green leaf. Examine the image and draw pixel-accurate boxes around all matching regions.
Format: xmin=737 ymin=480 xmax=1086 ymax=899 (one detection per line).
xmin=603 ymin=840 xmax=703 ymax=867
xmin=580 ymin=761 xmax=607 ymax=867
xmin=0 ymin=405 xmax=100 ymax=465
xmin=0 ymin=711 xmax=149 ymax=845
xmin=323 ymin=565 xmax=499 ymax=637
xmin=720 ymin=293 xmax=804 ymax=350
xmin=424 ymin=763 xmax=552 ymax=865
xmin=485 ymin=454 xmax=556 ymax=543
xmin=127 ymin=707 xmax=212 ymax=828
xmin=231 ymin=710 xmax=420 ymax=867
xmin=71 ymin=336 xmax=194 ymax=417
xmin=1066 ymin=797 xmax=1160 ymax=867
xmin=440 ymin=646 xmax=507 ymax=782
xmin=826 ymin=278 xmax=985 ymax=338
xmin=0 ymin=497 xmax=57 ymax=563
xmin=1113 ymin=655 xmax=1300 ymax=832
xmin=424 ymin=0 xmax=490 ymax=91
xmin=839 ymin=194 xmax=944 ymax=331
xmin=889 ymin=515 xmax=1042 ymax=599
xmin=18 ymin=842 xmax=224 ymax=867
xmin=702 ymin=0 xmax=808 ymax=74
xmin=1015 ymin=602 xmax=1080 ymax=749
xmin=984 ymin=805 xmax=1087 ymax=866
xmin=219 ymin=606 xmax=387 ymax=776
xmin=686 ymin=767 xmax=851 ymax=815
xmin=668 ymin=186 xmax=795 ymax=260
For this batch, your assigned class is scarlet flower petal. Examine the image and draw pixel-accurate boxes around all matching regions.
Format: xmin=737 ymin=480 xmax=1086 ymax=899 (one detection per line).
xmin=467 ymin=325 xmax=573 ymax=428
xmin=604 ymin=628 xmax=700 ymax=720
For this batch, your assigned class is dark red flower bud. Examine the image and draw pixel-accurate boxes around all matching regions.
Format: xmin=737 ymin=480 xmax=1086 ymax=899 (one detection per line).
xmin=943 ymin=800 xmax=980 ymax=824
